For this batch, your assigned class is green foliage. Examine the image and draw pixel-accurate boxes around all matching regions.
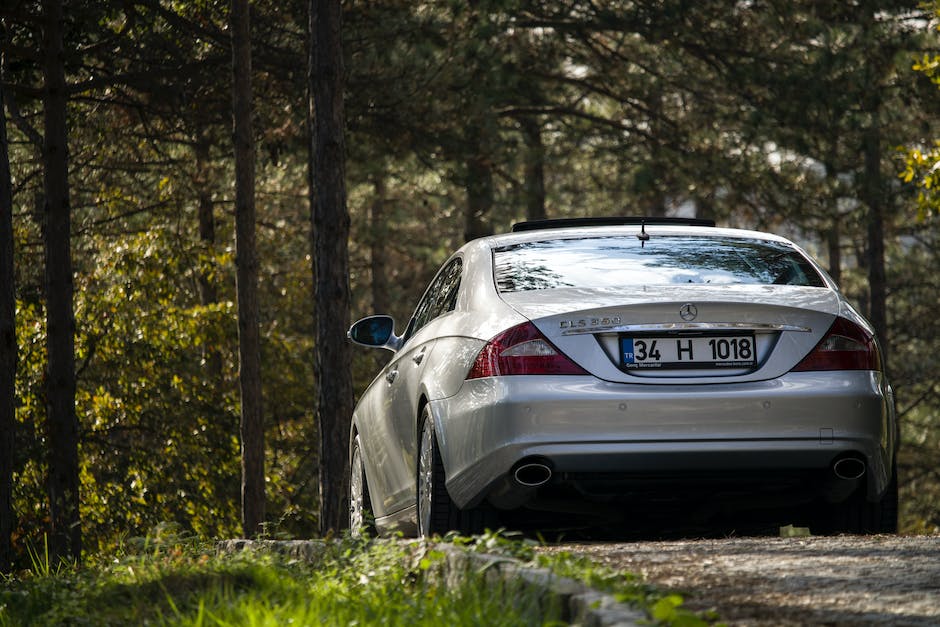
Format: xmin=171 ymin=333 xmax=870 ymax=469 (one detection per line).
xmin=901 ymin=50 xmax=940 ymax=217
xmin=0 ymin=535 xmax=565 ymax=626
xmin=10 ymin=226 xmax=242 ymax=557
xmin=885 ymin=223 xmax=940 ymax=533
xmin=900 ymin=3 xmax=940 ymax=217
xmin=4 ymin=0 xmax=940 ymax=562
xmin=449 ymin=531 xmax=720 ymax=626
xmin=530 ymin=546 xmax=719 ymax=626
xmin=901 ymin=140 xmax=940 ymax=218
xmin=0 ymin=532 xmax=725 ymax=626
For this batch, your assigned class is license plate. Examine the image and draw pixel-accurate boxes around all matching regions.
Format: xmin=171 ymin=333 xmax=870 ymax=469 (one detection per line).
xmin=620 ymin=334 xmax=756 ymax=369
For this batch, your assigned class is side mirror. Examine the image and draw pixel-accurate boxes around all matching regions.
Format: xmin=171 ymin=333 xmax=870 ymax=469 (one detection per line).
xmin=347 ymin=315 xmax=403 ymax=352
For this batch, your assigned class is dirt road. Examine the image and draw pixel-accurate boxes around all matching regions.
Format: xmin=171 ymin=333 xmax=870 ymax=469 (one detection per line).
xmin=538 ymin=535 xmax=940 ymax=626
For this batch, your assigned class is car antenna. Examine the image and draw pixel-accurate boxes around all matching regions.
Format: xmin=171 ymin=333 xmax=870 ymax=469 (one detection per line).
xmin=637 ymin=220 xmax=650 ymax=247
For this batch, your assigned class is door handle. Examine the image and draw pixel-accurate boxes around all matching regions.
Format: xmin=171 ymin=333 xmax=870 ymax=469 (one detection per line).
xmin=385 ymin=369 xmax=398 ymax=384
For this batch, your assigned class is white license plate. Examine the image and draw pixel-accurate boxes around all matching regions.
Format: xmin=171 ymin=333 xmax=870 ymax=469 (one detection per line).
xmin=620 ymin=334 xmax=756 ymax=369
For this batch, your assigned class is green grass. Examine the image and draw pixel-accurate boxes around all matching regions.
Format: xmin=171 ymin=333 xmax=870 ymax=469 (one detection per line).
xmin=457 ymin=531 xmax=721 ymax=627
xmin=0 ymin=533 xmax=562 ymax=626
xmin=0 ymin=529 xmax=720 ymax=626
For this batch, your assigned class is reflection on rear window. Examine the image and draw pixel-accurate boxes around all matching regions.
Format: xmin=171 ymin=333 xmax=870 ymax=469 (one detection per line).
xmin=493 ymin=236 xmax=826 ymax=292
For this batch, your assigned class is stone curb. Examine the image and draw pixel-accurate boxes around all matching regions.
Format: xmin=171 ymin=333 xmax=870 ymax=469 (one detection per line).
xmin=218 ymin=538 xmax=330 ymax=563
xmin=434 ymin=545 xmax=644 ymax=626
xmin=218 ymin=539 xmax=644 ymax=626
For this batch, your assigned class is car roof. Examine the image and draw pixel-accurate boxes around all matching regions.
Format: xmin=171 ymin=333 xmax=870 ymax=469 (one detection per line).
xmin=468 ymin=222 xmax=795 ymax=251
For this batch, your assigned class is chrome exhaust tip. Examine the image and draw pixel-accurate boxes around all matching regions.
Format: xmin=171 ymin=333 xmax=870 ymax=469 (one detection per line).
xmin=832 ymin=456 xmax=866 ymax=481
xmin=513 ymin=461 xmax=553 ymax=487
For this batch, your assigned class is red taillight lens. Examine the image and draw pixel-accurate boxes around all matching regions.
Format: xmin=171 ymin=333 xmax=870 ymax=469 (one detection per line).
xmin=792 ymin=317 xmax=881 ymax=372
xmin=466 ymin=322 xmax=588 ymax=379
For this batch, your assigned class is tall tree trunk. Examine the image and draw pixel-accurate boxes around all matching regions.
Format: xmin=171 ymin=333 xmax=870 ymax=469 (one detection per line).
xmin=464 ymin=126 xmax=494 ymax=242
xmin=823 ymin=160 xmax=842 ymax=287
xmin=231 ymin=0 xmax=265 ymax=538
xmin=826 ymin=221 xmax=842 ymax=288
xmin=694 ymin=194 xmax=716 ymax=223
xmin=861 ymin=4 xmax=888 ymax=363
xmin=0 ymin=64 xmax=17 ymax=574
xmin=41 ymin=0 xmax=80 ymax=565
xmin=194 ymin=126 xmax=222 ymax=381
xmin=864 ymin=113 xmax=887 ymax=357
xmin=370 ymin=176 xmax=389 ymax=370
xmin=520 ymin=118 xmax=546 ymax=222
xmin=309 ymin=0 xmax=353 ymax=535
xmin=370 ymin=176 xmax=389 ymax=315
xmin=646 ymin=88 xmax=668 ymax=218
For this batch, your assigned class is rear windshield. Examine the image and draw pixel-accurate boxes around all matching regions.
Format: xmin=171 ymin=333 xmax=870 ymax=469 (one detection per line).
xmin=493 ymin=236 xmax=827 ymax=292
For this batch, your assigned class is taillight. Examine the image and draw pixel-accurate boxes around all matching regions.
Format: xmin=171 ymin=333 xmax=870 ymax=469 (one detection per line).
xmin=792 ymin=317 xmax=881 ymax=372
xmin=466 ymin=322 xmax=588 ymax=379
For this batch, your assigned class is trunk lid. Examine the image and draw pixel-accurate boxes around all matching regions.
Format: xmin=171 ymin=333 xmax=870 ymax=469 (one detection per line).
xmin=499 ymin=285 xmax=840 ymax=384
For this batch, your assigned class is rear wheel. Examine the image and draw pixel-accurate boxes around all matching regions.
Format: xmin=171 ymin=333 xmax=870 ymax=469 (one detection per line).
xmin=349 ymin=435 xmax=375 ymax=537
xmin=815 ymin=462 xmax=898 ymax=535
xmin=417 ymin=405 xmax=494 ymax=537
xmin=858 ymin=462 xmax=899 ymax=534
xmin=417 ymin=408 xmax=455 ymax=536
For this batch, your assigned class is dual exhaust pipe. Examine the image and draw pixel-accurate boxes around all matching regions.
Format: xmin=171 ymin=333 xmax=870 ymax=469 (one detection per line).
xmin=508 ymin=455 xmax=864 ymax=492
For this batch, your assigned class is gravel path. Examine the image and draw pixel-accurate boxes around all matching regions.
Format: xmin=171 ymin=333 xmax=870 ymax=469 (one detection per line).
xmin=538 ymin=535 xmax=940 ymax=626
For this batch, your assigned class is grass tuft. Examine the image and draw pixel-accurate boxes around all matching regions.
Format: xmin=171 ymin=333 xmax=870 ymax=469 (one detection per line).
xmin=0 ymin=528 xmax=723 ymax=626
xmin=0 ymin=531 xmax=564 ymax=626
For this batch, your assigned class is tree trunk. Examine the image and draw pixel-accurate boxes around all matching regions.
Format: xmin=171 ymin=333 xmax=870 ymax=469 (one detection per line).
xmin=370 ymin=176 xmax=389 ymax=370
xmin=823 ymin=160 xmax=842 ymax=288
xmin=464 ymin=133 xmax=494 ymax=242
xmin=861 ymin=5 xmax=888 ymax=363
xmin=41 ymin=0 xmax=80 ymax=565
xmin=826 ymin=221 xmax=842 ymax=288
xmin=309 ymin=0 xmax=354 ymax=535
xmin=0 ymin=66 xmax=17 ymax=574
xmin=231 ymin=0 xmax=265 ymax=538
xmin=694 ymin=194 xmax=716 ymax=223
xmin=520 ymin=118 xmax=546 ymax=222
xmin=864 ymin=113 xmax=888 ymax=358
xmin=370 ymin=176 xmax=389 ymax=314
xmin=194 ymin=126 xmax=222 ymax=381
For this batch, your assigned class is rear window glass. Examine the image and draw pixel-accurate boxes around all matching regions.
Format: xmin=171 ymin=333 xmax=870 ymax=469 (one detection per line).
xmin=493 ymin=236 xmax=826 ymax=292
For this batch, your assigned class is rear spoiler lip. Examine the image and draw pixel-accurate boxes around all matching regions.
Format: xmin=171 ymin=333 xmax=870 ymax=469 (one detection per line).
xmin=511 ymin=216 xmax=716 ymax=232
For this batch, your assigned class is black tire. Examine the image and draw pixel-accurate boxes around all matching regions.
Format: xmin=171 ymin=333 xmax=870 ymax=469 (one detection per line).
xmin=815 ymin=462 xmax=898 ymax=535
xmin=868 ymin=462 xmax=899 ymax=534
xmin=349 ymin=435 xmax=376 ymax=537
xmin=417 ymin=406 xmax=495 ymax=537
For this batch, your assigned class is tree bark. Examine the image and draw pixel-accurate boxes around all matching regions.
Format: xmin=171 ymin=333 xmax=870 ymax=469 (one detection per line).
xmin=823 ymin=160 xmax=842 ymax=288
xmin=194 ymin=125 xmax=223 ymax=381
xmin=41 ymin=0 xmax=80 ymax=565
xmin=370 ymin=176 xmax=389 ymax=315
xmin=370 ymin=176 xmax=390 ymax=370
xmin=0 ymin=62 xmax=17 ymax=574
xmin=231 ymin=0 xmax=265 ymax=538
xmin=464 ymin=127 xmax=494 ymax=242
xmin=864 ymin=113 xmax=887 ymax=357
xmin=860 ymin=4 xmax=888 ymax=364
xmin=309 ymin=0 xmax=354 ymax=535
xmin=826 ymin=221 xmax=842 ymax=288
xmin=520 ymin=118 xmax=546 ymax=222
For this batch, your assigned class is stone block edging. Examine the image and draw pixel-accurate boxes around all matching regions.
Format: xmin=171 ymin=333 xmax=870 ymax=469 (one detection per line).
xmin=217 ymin=539 xmax=644 ymax=626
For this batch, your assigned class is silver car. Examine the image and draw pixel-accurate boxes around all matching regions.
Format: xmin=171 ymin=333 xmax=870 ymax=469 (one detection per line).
xmin=347 ymin=218 xmax=898 ymax=537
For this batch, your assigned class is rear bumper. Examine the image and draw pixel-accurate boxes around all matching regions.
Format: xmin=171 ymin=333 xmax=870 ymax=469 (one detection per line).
xmin=430 ymin=371 xmax=895 ymax=509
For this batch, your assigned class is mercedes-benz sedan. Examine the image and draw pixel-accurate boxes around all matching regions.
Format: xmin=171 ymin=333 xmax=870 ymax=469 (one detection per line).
xmin=347 ymin=218 xmax=898 ymax=537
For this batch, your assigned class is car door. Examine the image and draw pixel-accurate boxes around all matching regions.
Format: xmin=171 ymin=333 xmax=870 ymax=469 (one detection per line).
xmin=370 ymin=257 xmax=463 ymax=516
